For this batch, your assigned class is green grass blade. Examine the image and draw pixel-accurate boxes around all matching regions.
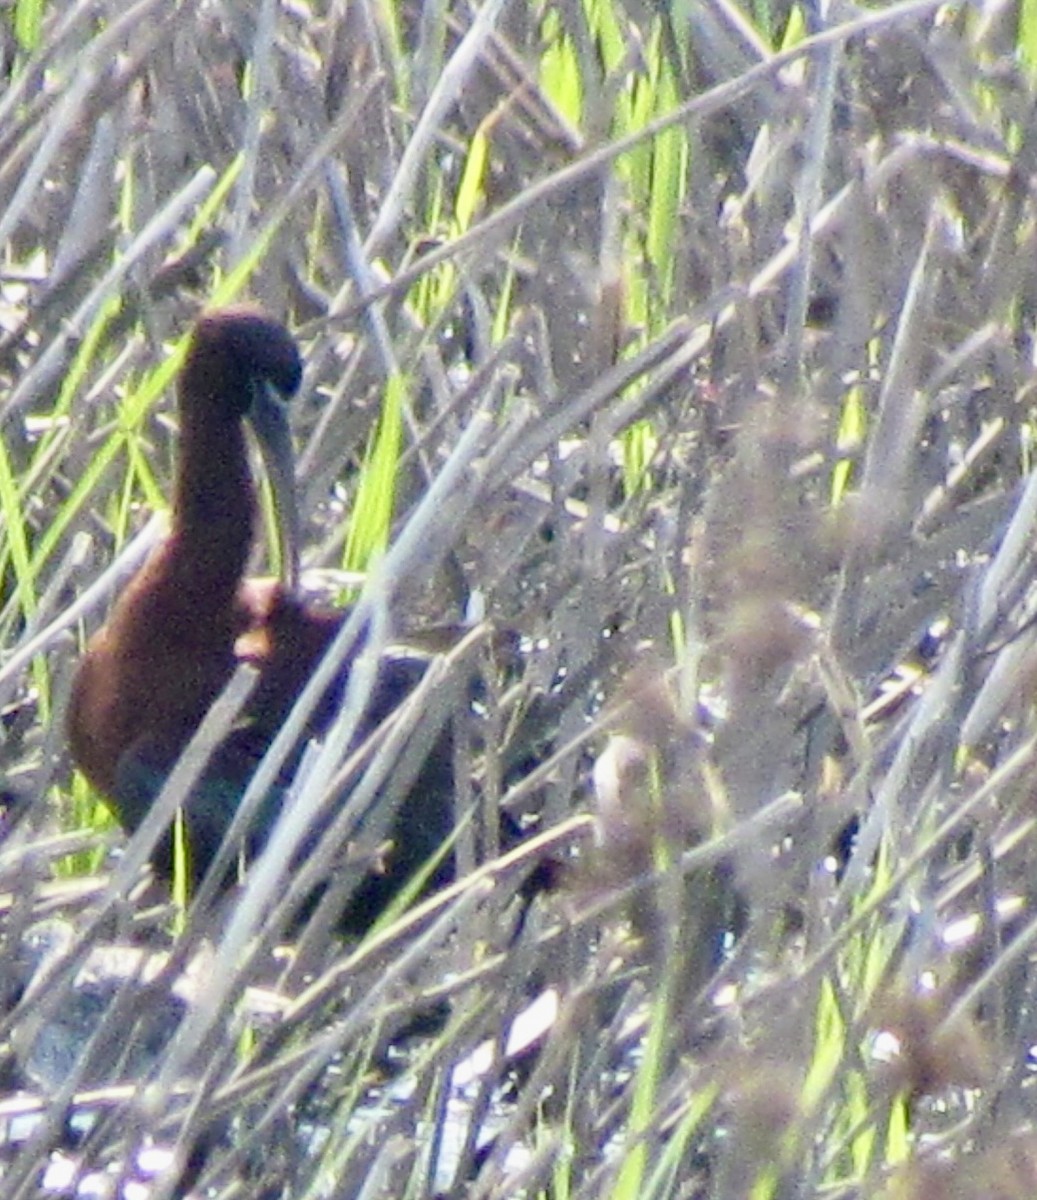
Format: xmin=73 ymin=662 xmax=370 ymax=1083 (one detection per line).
xmin=344 ymin=370 xmax=405 ymax=573
xmin=13 ymin=0 xmax=45 ymax=51
xmin=455 ymin=125 xmax=489 ymax=234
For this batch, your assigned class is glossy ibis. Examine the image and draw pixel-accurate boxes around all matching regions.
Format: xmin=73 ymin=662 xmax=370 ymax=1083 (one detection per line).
xmin=67 ymin=307 xmax=523 ymax=934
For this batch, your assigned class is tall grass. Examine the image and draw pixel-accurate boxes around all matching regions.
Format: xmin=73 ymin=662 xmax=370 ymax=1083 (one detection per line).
xmin=0 ymin=0 xmax=1035 ymax=1197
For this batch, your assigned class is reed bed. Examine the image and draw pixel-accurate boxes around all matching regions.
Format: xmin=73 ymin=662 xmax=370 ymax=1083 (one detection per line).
xmin=2 ymin=0 xmax=1037 ymax=1197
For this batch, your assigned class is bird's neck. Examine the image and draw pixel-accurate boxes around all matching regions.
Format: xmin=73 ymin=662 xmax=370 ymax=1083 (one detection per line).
xmin=171 ymin=407 xmax=255 ymax=596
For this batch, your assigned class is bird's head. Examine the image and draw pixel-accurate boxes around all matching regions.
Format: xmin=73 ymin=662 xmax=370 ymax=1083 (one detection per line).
xmin=182 ymin=307 xmax=305 ymax=587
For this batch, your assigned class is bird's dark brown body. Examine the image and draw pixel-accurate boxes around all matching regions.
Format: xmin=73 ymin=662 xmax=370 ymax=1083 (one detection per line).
xmin=67 ymin=308 xmax=460 ymax=932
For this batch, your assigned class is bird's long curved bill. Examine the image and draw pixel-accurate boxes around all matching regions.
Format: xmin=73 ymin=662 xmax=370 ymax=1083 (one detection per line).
xmin=247 ymin=381 xmax=300 ymax=591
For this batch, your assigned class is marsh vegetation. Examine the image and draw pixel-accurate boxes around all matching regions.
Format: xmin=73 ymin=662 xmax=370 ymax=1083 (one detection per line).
xmin=2 ymin=0 xmax=1037 ymax=1197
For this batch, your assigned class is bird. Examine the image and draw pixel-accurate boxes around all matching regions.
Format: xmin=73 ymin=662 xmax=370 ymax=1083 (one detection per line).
xmin=66 ymin=306 xmax=536 ymax=935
